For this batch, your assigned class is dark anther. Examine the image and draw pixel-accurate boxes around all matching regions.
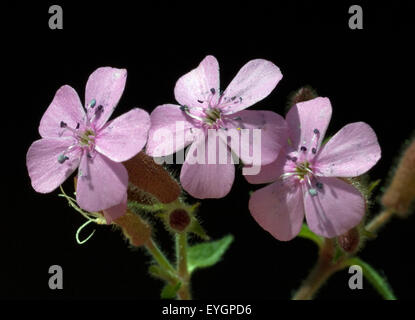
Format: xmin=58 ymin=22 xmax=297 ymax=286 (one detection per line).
xmin=300 ymin=146 xmax=307 ymax=152
xmin=316 ymin=182 xmax=323 ymax=189
xmin=197 ymin=100 xmax=203 ymax=103
xmin=231 ymin=96 xmax=236 ymax=101
xmin=76 ymin=123 xmax=80 ymax=129
xmin=313 ymin=128 xmax=320 ymax=134
xmin=291 ymin=156 xmax=298 ymax=162
xmin=96 ymin=105 xmax=104 ymax=112
xmin=87 ymin=153 xmax=92 ymax=159
xmin=210 ymin=88 xmax=216 ymax=94
xmin=60 ymin=121 xmax=67 ymax=128
xmin=239 ymin=97 xmax=243 ymax=102
xmin=180 ymin=105 xmax=188 ymax=111
xmin=312 ymin=148 xmax=317 ymax=154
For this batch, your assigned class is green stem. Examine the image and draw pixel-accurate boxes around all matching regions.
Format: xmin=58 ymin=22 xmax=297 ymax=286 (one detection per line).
xmin=145 ymin=238 xmax=178 ymax=283
xmin=176 ymin=233 xmax=191 ymax=300
xmin=343 ymin=257 xmax=397 ymax=300
xmin=292 ymin=239 xmax=344 ymax=300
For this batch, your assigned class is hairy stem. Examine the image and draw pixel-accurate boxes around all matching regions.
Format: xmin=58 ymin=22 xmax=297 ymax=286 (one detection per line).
xmin=365 ymin=209 xmax=394 ymax=234
xmin=292 ymin=239 xmax=342 ymax=300
xmin=176 ymin=233 xmax=192 ymax=300
xmin=145 ymin=238 xmax=178 ymax=283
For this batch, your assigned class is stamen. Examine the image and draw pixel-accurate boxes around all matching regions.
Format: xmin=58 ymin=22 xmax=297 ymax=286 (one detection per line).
xmin=300 ymin=146 xmax=307 ymax=152
xmin=180 ymin=105 xmax=204 ymax=122
xmin=309 ymin=188 xmax=318 ymax=197
xmin=89 ymin=99 xmax=96 ymax=108
xmin=316 ymin=182 xmax=323 ymax=189
xmin=58 ymin=154 xmax=69 ymax=164
xmin=197 ymin=100 xmax=203 ymax=103
xmin=60 ymin=121 xmax=67 ymax=128
xmin=76 ymin=123 xmax=80 ymax=129
xmin=210 ymin=88 xmax=216 ymax=95
xmin=312 ymin=148 xmax=317 ymax=154
xmin=313 ymin=128 xmax=320 ymax=134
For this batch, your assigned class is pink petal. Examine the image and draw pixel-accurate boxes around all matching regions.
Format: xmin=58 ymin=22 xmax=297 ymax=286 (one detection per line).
xmin=244 ymin=151 xmax=287 ymax=184
xmin=316 ymin=122 xmax=381 ymax=177
xmin=146 ymin=104 xmax=196 ymax=157
xmin=39 ymin=85 xmax=85 ymax=139
xmin=304 ymin=177 xmax=365 ymax=238
xmin=286 ymin=97 xmax=332 ymax=152
xmin=26 ymin=138 xmax=81 ymax=193
xmin=85 ymin=67 xmax=127 ymax=129
xmin=249 ymin=181 xmax=304 ymax=241
xmin=180 ymin=135 xmax=235 ymax=199
xmin=174 ymin=56 xmax=220 ymax=108
xmin=102 ymin=193 xmax=127 ymax=224
xmin=226 ymin=110 xmax=288 ymax=166
xmin=95 ymin=108 xmax=150 ymax=162
xmin=76 ymin=152 xmax=128 ymax=212
xmin=220 ymin=59 xmax=282 ymax=114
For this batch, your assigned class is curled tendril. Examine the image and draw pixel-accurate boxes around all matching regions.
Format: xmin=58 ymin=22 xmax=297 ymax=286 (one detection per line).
xmin=76 ymin=220 xmax=96 ymax=245
xmin=58 ymin=185 xmax=106 ymax=244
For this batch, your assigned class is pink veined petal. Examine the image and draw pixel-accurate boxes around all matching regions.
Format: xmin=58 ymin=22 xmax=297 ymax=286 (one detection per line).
xmin=95 ymin=108 xmax=150 ymax=162
xmin=26 ymin=138 xmax=81 ymax=193
xmin=285 ymin=97 xmax=332 ymax=152
xmin=304 ymin=177 xmax=365 ymax=238
xmin=180 ymin=134 xmax=235 ymax=199
xmin=249 ymin=180 xmax=305 ymax=241
xmin=225 ymin=110 xmax=288 ymax=166
xmin=174 ymin=55 xmax=220 ymax=108
xmin=220 ymin=59 xmax=282 ymax=114
xmin=76 ymin=152 xmax=128 ymax=212
xmin=102 ymin=193 xmax=127 ymax=224
xmin=244 ymin=150 xmax=288 ymax=184
xmin=39 ymin=85 xmax=85 ymax=139
xmin=316 ymin=122 xmax=381 ymax=177
xmin=146 ymin=104 xmax=196 ymax=157
xmin=85 ymin=67 xmax=127 ymax=129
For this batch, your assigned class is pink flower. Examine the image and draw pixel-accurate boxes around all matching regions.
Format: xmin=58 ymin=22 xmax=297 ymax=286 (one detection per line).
xmin=26 ymin=67 xmax=150 ymax=223
xmin=146 ymin=55 xmax=287 ymax=199
xmin=247 ymin=97 xmax=381 ymax=240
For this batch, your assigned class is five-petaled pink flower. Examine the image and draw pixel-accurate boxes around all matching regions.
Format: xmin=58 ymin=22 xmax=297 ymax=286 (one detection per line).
xmin=26 ymin=67 xmax=150 ymax=223
xmin=247 ymin=97 xmax=381 ymax=240
xmin=146 ymin=55 xmax=287 ymax=199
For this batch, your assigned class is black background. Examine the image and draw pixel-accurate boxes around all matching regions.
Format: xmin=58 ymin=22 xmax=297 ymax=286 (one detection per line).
xmin=2 ymin=1 xmax=414 ymax=302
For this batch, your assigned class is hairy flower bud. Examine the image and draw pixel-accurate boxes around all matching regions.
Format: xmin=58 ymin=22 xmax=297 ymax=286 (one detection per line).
xmin=113 ymin=209 xmax=152 ymax=247
xmin=123 ymin=151 xmax=181 ymax=204
xmin=287 ymin=85 xmax=318 ymax=110
xmin=382 ymin=139 xmax=415 ymax=217
xmin=337 ymin=227 xmax=360 ymax=254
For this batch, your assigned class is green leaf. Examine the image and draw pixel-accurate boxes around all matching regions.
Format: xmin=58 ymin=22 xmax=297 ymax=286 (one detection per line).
xmin=187 ymin=234 xmax=234 ymax=273
xmin=161 ymin=281 xmax=182 ymax=299
xmin=297 ymin=224 xmax=324 ymax=247
xmin=345 ymin=257 xmax=397 ymax=300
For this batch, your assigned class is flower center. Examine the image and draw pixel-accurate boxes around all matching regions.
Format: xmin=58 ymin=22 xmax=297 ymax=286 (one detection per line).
xmin=78 ymin=129 xmax=95 ymax=146
xmin=281 ymin=158 xmax=323 ymax=197
xmin=56 ymin=98 xmax=101 ymax=164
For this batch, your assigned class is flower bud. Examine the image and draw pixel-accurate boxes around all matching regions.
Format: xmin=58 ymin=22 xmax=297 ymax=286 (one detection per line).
xmin=337 ymin=227 xmax=360 ymax=254
xmin=287 ymin=85 xmax=318 ymax=110
xmin=382 ymin=139 xmax=415 ymax=217
xmin=123 ymin=151 xmax=181 ymax=204
xmin=113 ymin=209 xmax=152 ymax=247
